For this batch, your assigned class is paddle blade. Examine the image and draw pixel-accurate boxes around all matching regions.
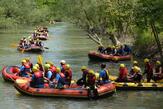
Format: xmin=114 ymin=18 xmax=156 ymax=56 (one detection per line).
xmin=10 ymin=43 xmax=18 ymax=48
xmin=21 ymin=49 xmax=25 ymax=53
xmin=37 ymin=55 xmax=43 ymax=65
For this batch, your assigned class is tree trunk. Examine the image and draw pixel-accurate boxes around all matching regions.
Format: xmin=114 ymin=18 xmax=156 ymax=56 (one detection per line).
xmin=108 ymin=32 xmax=121 ymax=46
xmin=150 ymin=21 xmax=163 ymax=66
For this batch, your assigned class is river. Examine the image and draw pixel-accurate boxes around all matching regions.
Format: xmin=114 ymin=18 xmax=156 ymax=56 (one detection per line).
xmin=0 ymin=22 xmax=162 ymax=109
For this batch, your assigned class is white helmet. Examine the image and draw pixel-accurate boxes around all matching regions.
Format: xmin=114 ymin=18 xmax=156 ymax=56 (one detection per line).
xmin=60 ymin=60 xmax=66 ymax=64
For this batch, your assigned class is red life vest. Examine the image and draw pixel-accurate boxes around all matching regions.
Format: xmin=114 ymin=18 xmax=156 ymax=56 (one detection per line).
xmin=59 ymin=72 xmax=65 ymax=78
xmin=24 ymin=64 xmax=30 ymax=69
xmin=50 ymin=66 xmax=56 ymax=73
xmin=34 ymin=71 xmax=43 ymax=78
xmin=65 ymin=69 xmax=72 ymax=79
xmin=119 ymin=67 xmax=128 ymax=80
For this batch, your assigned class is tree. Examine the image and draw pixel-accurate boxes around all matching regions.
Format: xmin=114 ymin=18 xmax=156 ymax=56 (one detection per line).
xmin=134 ymin=0 xmax=163 ymax=64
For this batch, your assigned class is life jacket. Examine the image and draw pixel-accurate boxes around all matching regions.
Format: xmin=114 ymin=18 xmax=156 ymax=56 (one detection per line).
xmin=34 ymin=71 xmax=43 ymax=78
xmin=144 ymin=63 xmax=153 ymax=75
xmin=50 ymin=66 xmax=56 ymax=73
xmin=64 ymin=69 xmax=72 ymax=81
xmin=103 ymin=69 xmax=109 ymax=81
xmin=19 ymin=64 xmax=30 ymax=76
xmin=86 ymin=74 xmax=96 ymax=85
xmin=119 ymin=67 xmax=128 ymax=80
xmin=49 ymin=66 xmax=57 ymax=81
xmin=155 ymin=65 xmax=161 ymax=74
xmin=82 ymin=70 xmax=89 ymax=82
xmin=32 ymin=71 xmax=44 ymax=86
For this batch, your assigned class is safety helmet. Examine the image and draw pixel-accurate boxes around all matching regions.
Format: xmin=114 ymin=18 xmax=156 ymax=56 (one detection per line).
xmin=45 ymin=61 xmax=54 ymax=66
xmin=25 ymin=57 xmax=30 ymax=61
xmin=34 ymin=64 xmax=39 ymax=68
xmin=120 ymin=64 xmax=125 ymax=68
xmin=133 ymin=61 xmax=138 ymax=64
xmin=32 ymin=66 xmax=38 ymax=72
xmin=56 ymin=67 xmax=61 ymax=73
xmin=144 ymin=58 xmax=149 ymax=63
xmin=44 ymin=64 xmax=50 ymax=70
xmin=133 ymin=66 xmax=140 ymax=73
xmin=65 ymin=64 xmax=70 ymax=69
xmin=156 ymin=61 xmax=161 ymax=65
xmin=21 ymin=60 xmax=26 ymax=63
xmin=60 ymin=60 xmax=66 ymax=64
xmin=88 ymin=69 xmax=95 ymax=74
xmin=112 ymin=46 xmax=115 ymax=49
xmin=81 ymin=66 xmax=87 ymax=70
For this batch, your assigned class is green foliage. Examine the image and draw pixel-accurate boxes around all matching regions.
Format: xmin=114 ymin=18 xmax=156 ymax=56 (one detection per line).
xmin=0 ymin=0 xmax=57 ymax=28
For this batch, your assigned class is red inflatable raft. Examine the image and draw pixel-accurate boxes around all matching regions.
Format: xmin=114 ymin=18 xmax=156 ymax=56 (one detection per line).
xmin=17 ymin=45 xmax=44 ymax=52
xmin=14 ymin=78 xmax=116 ymax=99
xmin=88 ymin=51 xmax=131 ymax=62
xmin=2 ymin=66 xmax=21 ymax=82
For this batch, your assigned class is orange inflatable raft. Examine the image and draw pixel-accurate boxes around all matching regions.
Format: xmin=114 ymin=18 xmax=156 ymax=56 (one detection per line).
xmin=1 ymin=66 xmax=21 ymax=82
xmin=14 ymin=78 xmax=116 ymax=99
xmin=88 ymin=51 xmax=131 ymax=62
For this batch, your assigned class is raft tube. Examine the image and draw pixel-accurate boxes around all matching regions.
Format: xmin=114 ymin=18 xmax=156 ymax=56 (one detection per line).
xmin=14 ymin=78 xmax=116 ymax=99
xmin=1 ymin=66 xmax=21 ymax=82
xmin=17 ymin=45 xmax=44 ymax=52
xmin=109 ymin=75 xmax=163 ymax=90
xmin=113 ymin=82 xmax=163 ymax=90
xmin=88 ymin=51 xmax=131 ymax=62
xmin=36 ymin=35 xmax=48 ymax=40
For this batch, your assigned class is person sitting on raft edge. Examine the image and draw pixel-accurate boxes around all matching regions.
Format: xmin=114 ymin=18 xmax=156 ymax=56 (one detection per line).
xmin=98 ymin=63 xmax=110 ymax=85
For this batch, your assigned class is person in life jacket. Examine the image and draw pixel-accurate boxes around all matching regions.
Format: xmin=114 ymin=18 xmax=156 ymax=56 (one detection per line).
xmin=45 ymin=61 xmax=57 ymax=74
xmin=98 ymin=45 xmax=105 ymax=54
xmin=153 ymin=61 xmax=162 ymax=81
xmin=30 ymin=66 xmax=44 ymax=88
xmin=53 ymin=67 xmax=65 ymax=89
xmin=86 ymin=70 xmax=96 ymax=90
xmin=76 ymin=66 xmax=89 ymax=87
xmin=98 ymin=63 xmax=110 ymax=85
xmin=124 ymin=44 xmax=132 ymax=55
xmin=44 ymin=64 xmax=53 ymax=81
xmin=117 ymin=45 xmax=125 ymax=56
xmin=105 ymin=45 xmax=112 ymax=55
xmin=45 ymin=61 xmax=54 ymax=67
xmin=128 ymin=66 xmax=142 ymax=82
xmin=143 ymin=58 xmax=153 ymax=82
xmin=60 ymin=60 xmax=66 ymax=73
xmin=129 ymin=60 xmax=139 ymax=76
xmin=25 ymin=57 xmax=33 ymax=69
xmin=111 ymin=46 xmax=117 ymax=56
xmin=116 ymin=64 xmax=129 ymax=82
xmin=19 ymin=59 xmax=30 ymax=77
xmin=64 ymin=64 xmax=72 ymax=86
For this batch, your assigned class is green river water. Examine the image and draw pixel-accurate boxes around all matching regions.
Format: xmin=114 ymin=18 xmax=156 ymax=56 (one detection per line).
xmin=0 ymin=22 xmax=162 ymax=109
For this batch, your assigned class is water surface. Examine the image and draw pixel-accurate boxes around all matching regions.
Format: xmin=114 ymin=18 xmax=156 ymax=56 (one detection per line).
xmin=0 ymin=22 xmax=162 ymax=109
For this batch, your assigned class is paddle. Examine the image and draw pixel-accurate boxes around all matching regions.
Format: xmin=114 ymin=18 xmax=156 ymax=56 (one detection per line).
xmin=44 ymin=47 xmax=49 ymax=49
xmin=37 ymin=55 xmax=45 ymax=75
xmin=10 ymin=43 xmax=18 ymax=48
